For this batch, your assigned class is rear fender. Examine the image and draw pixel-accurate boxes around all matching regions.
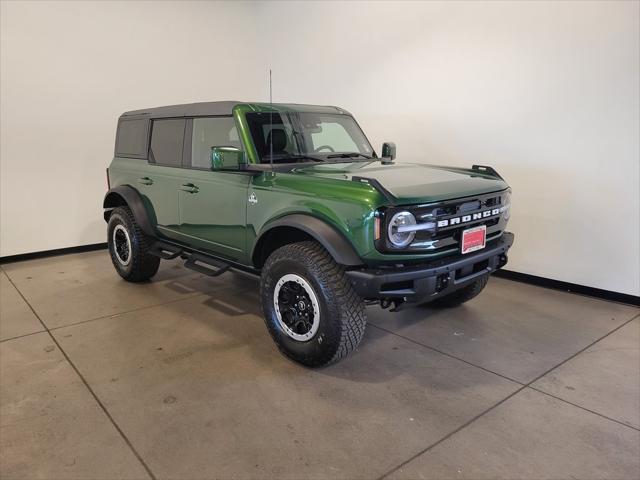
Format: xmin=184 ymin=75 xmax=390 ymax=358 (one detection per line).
xmin=103 ymin=185 xmax=155 ymax=237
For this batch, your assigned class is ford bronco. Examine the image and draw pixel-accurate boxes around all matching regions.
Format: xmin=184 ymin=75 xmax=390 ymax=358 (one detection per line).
xmin=104 ymin=101 xmax=514 ymax=366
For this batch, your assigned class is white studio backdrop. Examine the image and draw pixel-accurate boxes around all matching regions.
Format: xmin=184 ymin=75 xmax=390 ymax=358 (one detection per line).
xmin=2 ymin=1 xmax=639 ymax=296
xmin=1 ymin=1 xmax=265 ymax=257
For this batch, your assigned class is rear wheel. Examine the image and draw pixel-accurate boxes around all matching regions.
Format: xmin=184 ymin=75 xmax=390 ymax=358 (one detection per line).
xmin=260 ymin=241 xmax=366 ymax=367
xmin=432 ymin=274 xmax=490 ymax=308
xmin=107 ymin=206 xmax=160 ymax=282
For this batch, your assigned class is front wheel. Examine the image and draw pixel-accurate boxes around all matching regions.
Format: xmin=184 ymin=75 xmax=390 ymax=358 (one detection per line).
xmin=260 ymin=241 xmax=366 ymax=367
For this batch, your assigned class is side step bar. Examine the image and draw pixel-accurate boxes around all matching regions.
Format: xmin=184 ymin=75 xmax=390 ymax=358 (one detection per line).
xmin=149 ymin=241 xmax=182 ymax=260
xmin=184 ymin=254 xmax=229 ymax=277
xmin=149 ymin=241 xmax=230 ymax=277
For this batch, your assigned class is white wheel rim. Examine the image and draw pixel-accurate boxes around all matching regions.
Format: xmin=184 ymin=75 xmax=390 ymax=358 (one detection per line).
xmin=273 ymin=274 xmax=320 ymax=341
xmin=113 ymin=224 xmax=132 ymax=266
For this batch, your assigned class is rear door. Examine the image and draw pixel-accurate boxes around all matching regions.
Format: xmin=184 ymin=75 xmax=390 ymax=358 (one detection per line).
xmin=175 ymin=116 xmax=251 ymax=261
xmin=141 ymin=118 xmax=187 ymax=240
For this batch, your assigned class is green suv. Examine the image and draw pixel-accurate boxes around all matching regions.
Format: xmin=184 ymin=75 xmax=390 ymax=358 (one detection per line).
xmin=104 ymin=101 xmax=514 ymax=366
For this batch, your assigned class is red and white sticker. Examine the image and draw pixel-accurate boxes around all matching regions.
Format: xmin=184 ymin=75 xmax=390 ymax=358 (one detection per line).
xmin=461 ymin=225 xmax=487 ymax=254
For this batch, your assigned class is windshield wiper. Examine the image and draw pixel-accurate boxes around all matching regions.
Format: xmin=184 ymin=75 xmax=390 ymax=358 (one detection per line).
xmin=326 ymin=152 xmax=372 ymax=160
xmin=295 ymin=154 xmax=326 ymax=162
xmin=264 ymin=154 xmax=325 ymax=163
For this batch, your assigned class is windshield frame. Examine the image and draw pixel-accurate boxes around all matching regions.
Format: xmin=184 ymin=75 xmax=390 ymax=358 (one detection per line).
xmin=244 ymin=110 xmax=376 ymax=165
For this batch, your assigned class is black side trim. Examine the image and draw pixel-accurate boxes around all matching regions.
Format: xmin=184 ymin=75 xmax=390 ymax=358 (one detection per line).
xmin=255 ymin=214 xmax=363 ymax=266
xmin=103 ymin=185 xmax=155 ymax=236
xmin=0 ymin=243 xmax=107 ymax=264
xmin=494 ymin=270 xmax=639 ymax=307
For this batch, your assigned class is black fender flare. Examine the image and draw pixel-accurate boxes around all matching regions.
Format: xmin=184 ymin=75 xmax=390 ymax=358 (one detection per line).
xmin=254 ymin=214 xmax=363 ymax=266
xmin=103 ymin=185 xmax=155 ymax=237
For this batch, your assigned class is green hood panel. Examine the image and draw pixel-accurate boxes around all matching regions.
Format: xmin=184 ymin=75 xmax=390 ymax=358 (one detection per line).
xmin=291 ymin=162 xmax=508 ymax=204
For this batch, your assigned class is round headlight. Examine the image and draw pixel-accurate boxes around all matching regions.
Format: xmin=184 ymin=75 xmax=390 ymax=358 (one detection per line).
xmin=388 ymin=211 xmax=416 ymax=248
xmin=502 ymin=190 xmax=511 ymax=220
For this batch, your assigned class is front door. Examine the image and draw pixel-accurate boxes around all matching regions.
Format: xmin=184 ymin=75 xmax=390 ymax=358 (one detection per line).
xmin=176 ymin=117 xmax=250 ymax=261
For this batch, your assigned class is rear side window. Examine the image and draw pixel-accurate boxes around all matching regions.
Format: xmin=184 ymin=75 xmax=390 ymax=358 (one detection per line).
xmin=115 ymin=118 xmax=148 ymax=158
xmin=150 ymin=119 xmax=186 ymax=167
xmin=191 ymin=117 xmax=241 ymax=169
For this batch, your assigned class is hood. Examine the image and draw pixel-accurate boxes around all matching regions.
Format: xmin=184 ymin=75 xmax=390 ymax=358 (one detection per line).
xmin=292 ymin=161 xmax=508 ymax=204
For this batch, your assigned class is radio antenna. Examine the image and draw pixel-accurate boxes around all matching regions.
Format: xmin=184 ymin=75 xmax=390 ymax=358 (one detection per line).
xmin=269 ymin=69 xmax=273 ymax=167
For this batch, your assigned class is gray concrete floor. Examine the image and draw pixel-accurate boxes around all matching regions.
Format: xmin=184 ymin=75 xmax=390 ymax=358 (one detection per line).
xmin=0 ymin=251 xmax=638 ymax=480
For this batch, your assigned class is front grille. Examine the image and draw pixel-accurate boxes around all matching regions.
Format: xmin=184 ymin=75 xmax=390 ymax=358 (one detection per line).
xmin=380 ymin=190 xmax=509 ymax=253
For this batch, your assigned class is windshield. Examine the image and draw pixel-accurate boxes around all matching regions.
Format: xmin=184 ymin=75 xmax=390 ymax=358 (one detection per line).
xmin=246 ymin=112 xmax=374 ymax=164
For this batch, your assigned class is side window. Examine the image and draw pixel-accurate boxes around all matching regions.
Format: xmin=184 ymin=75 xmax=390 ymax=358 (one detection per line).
xmin=150 ymin=119 xmax=186 ymax=167
xmin=191 ymin=117 xmax=241 ymax=169
xmin=115 ymin=118 xmax=148 ymax=158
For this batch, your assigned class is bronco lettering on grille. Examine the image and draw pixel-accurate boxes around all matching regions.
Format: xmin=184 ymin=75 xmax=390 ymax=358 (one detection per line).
xmin=436 ymin=208 xmax=501 ymax=228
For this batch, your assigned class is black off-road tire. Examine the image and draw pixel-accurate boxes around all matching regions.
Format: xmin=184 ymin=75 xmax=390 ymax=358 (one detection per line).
xmin=432 ymin=274 xmax=490 ymax=308
xmin=260 ymin=241 xmax=366 ymax=367
xmin=107 ymin=206 xmax=160 ymax=282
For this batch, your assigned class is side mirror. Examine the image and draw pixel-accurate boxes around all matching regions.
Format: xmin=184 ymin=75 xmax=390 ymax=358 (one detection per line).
xmin=381 ymin=142 xmax=396 ymax=161
xmin=211 ymin=146 xmax=245 ymax=170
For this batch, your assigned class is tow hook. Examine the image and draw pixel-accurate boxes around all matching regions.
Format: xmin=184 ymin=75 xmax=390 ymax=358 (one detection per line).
xmin=381 ymin=298 xmax=406 ymax=312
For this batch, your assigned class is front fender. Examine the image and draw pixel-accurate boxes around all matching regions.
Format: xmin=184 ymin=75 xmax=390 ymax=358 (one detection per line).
xmin=254 ymin=214 xmax=363 ymax=266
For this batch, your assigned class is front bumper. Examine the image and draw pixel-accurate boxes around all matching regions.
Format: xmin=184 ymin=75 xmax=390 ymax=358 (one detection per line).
xmin=346 ymin=232 xmax=514 ymax=304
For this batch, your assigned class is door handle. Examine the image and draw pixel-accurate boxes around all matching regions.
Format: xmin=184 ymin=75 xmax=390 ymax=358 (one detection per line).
xmin=180 ymin=183 xmax=199 ymax=194
xmin=137 ymin=177 xmax=154 ymax=186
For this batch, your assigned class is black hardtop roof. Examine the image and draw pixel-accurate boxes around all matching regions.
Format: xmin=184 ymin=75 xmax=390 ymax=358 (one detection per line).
xmin=120 ymin=101 xmax=350 ymax=119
